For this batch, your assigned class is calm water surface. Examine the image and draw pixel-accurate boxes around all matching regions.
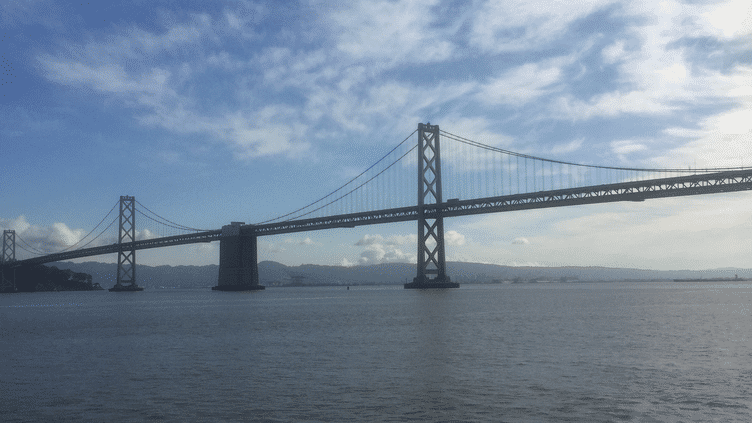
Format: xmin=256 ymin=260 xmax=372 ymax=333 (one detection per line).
xmin=1 ymin=282 xmax=750 ymax=422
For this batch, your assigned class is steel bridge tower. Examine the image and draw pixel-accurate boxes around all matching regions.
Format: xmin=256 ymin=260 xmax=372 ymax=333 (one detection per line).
xmin=1 ymin=230 xmax=16 ymax=292
xmin=405 ymin=123 xmax=459 ymax=289
xmin=110 ymin=196 xmax=143 ymax=291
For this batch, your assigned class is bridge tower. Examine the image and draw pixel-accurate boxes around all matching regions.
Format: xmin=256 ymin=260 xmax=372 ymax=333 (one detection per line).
xmin=213 ymin=222 xmax=265 ymax=291
xmin=1 ymin=230 xmax=16 ymax=292
xmin=110 ymin=196 xmax=143 ymax=292
xmin=405 ymin=123 xmax=459 ymax=289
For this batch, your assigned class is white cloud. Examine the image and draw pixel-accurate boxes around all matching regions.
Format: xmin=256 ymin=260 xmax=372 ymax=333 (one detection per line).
xmin=438 ymin=116 xmax=517 ymax=179
xmin=470 ymin=0 xmax=615 ymax=52
xmin=0 ymin=216 xmax=116 ymax=258
xmin=299 ymin=75 xmax=476 ymax=133
xmin=37 ymin=17 xmax=311 ymax=160
xmin=555 ymin=0 xmax=751 ymax=123
xmin=329 ymin=0 xmax=454 ymax=66
xmin=441 ymin=116 xmax=514 ymax=148
xmin=265 ymin=244 xmax=286 ymax=253
xmin=354 ymin=233 xmax=416 ymax=264
xmin=355 ymin=235 xmax=385 ymax=246
xmin=340 ymin=257 xmax=357 ymax=267
xmin=652 ymin=66 xmax=752 ymax=168
xmin=127 ymin=22 xmax=205 ymax=54
xmin=555 ymin=90 xmax=676 ymax=120
xmin=358 ymin=244 xmax=415 ymax=265
xmin=225 ymin=11 xmax=242 ymax=30
xmin=661 ymin=127 xmax=705 ymax=139
xmin=512 ymin=237 xmax=529 ymax=245
xmin=601 ymin=40 xmax=627 ymax=65
xmin=0 ymin=216 xmax=31 ymax=233
xmin=551 ymin=139 xmax=584 ymax=155
xmin=39 ymin=61 xmax=172 ymax=96
xmin=445 ymin=230 xmax=466 ymax=246
xmin=284 ymin=236 xmax=317 ymax=246
xmin=352 ymin=231 xmax=461 ymax=264
xmin=138 ymin=94 xmax=311 ymax=160
xmin=355 ymin=234 xmax=415 ymax=246
xmin=137 ymin=229 xmax=156 ymax=240
xmin=477 ymin=62 xmax=562 ymax=105
xmin=192 ymin=243 xmax=216 ymax=254
xmin=206 ymin=51 xmax=247 ymax=71
xmin=701 ymin=0 xmax=752 ymax=39
xmin=611 ymin=140 xmax=647 ymax=156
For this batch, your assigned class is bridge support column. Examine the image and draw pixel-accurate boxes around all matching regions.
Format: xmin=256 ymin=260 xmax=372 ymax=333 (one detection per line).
xmin=1 ymin=230 xmax=16 ymax=292
xmin=213 ymin=223 xmax=265 ymax=291
xmin=110 ymin=196 xmax=143 ymax=292
xmin=405 ymin=123 xmax=458 ymax=289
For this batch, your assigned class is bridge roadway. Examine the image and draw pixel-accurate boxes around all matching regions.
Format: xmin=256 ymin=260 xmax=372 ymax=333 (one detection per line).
xmin=10 ymin=168 xmax=752 ymax=267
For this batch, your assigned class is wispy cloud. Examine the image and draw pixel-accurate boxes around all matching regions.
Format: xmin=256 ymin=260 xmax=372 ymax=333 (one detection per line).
xmin=476 ymin=62 xmax=563 ymax=106
xmin=512 ymin=237 xmax=529 ymax=245
xmin=611 ymin=140 xmax=648 ymax=161
xmin=469 ymin=0 xmax=615 ymax=52
xmin=553 ymin=0 xmax=749 ymax=125
xmin=285 ymin=236 xmax=317 ymax=246
xmin=551 ymin=139 xmax=584 ymax=155
xmin=328 ymin=0 xmax=454 ymax=66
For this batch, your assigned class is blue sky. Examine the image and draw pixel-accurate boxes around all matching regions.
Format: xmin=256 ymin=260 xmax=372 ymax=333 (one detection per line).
xmin=1 ymin=0 xmax=751 ymax=270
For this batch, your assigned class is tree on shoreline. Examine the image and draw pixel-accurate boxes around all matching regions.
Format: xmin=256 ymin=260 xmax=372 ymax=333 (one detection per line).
xmin=8 ymin=265 xmax=99 ymax=292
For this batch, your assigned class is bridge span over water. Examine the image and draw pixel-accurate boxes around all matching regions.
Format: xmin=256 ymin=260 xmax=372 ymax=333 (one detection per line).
xmin=4 ymin=123 xmax=752 ymax=292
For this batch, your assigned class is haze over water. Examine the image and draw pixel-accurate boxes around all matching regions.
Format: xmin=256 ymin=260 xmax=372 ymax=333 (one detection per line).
xmin=1 ymin=282 xmax=750 ymax=422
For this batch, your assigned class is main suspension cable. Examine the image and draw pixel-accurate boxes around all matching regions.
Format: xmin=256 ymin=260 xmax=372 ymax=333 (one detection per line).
xmin=135 ymin=200 xmax=209 ymax=232
xmin=136 ymin=210 xmax=204 ymax=232
xmin=58 ymin=201 xmax=120 ymax=252
xmin=11 ymin=201 xmax=119 ymax=256
xmin=282 ymin=144 xmax=418 ymax=222
xmin=15 ymin=233 xmax=47 ymax=255
xmin=72 ymin=215 xmax=119 ymax=250
xmin=256 ymin=129 xmax=418 ymax=224
xmin=440 ymin=130 xmax=751 ymax=173
xmin=15 ymin=242 xmax=43 ymax=256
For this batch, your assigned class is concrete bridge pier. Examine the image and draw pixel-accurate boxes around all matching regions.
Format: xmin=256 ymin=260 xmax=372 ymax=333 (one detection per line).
xmin=213 ymin=222 xmax=265 ymax=291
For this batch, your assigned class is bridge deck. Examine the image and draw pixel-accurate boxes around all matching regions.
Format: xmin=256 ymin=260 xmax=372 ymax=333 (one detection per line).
xmin=252 ymin=168 xmax=752 ymax=234
xmin=7 ymin=169 xmax=752 ymax=267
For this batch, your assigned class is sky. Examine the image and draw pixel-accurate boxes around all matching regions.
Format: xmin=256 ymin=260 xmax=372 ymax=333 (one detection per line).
xmin=1 ymin=0 xmax=751 ymax=271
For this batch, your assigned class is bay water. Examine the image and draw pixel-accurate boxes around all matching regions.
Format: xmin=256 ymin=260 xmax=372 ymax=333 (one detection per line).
xmin=1 ymin=282 xmax=750 ymax=422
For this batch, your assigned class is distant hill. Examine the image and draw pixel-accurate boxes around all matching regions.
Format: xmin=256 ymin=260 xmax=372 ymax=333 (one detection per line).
xmin=49 ymin=260 xmax=752 ymax=289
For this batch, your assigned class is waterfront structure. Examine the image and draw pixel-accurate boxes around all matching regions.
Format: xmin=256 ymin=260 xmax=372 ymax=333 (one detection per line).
xmin=5 ymin=123 xmax=752 ymax=291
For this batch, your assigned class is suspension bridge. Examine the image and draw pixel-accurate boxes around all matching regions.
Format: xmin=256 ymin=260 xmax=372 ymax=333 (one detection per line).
xmin=3 ymin=123 xmax=752 ymax=292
